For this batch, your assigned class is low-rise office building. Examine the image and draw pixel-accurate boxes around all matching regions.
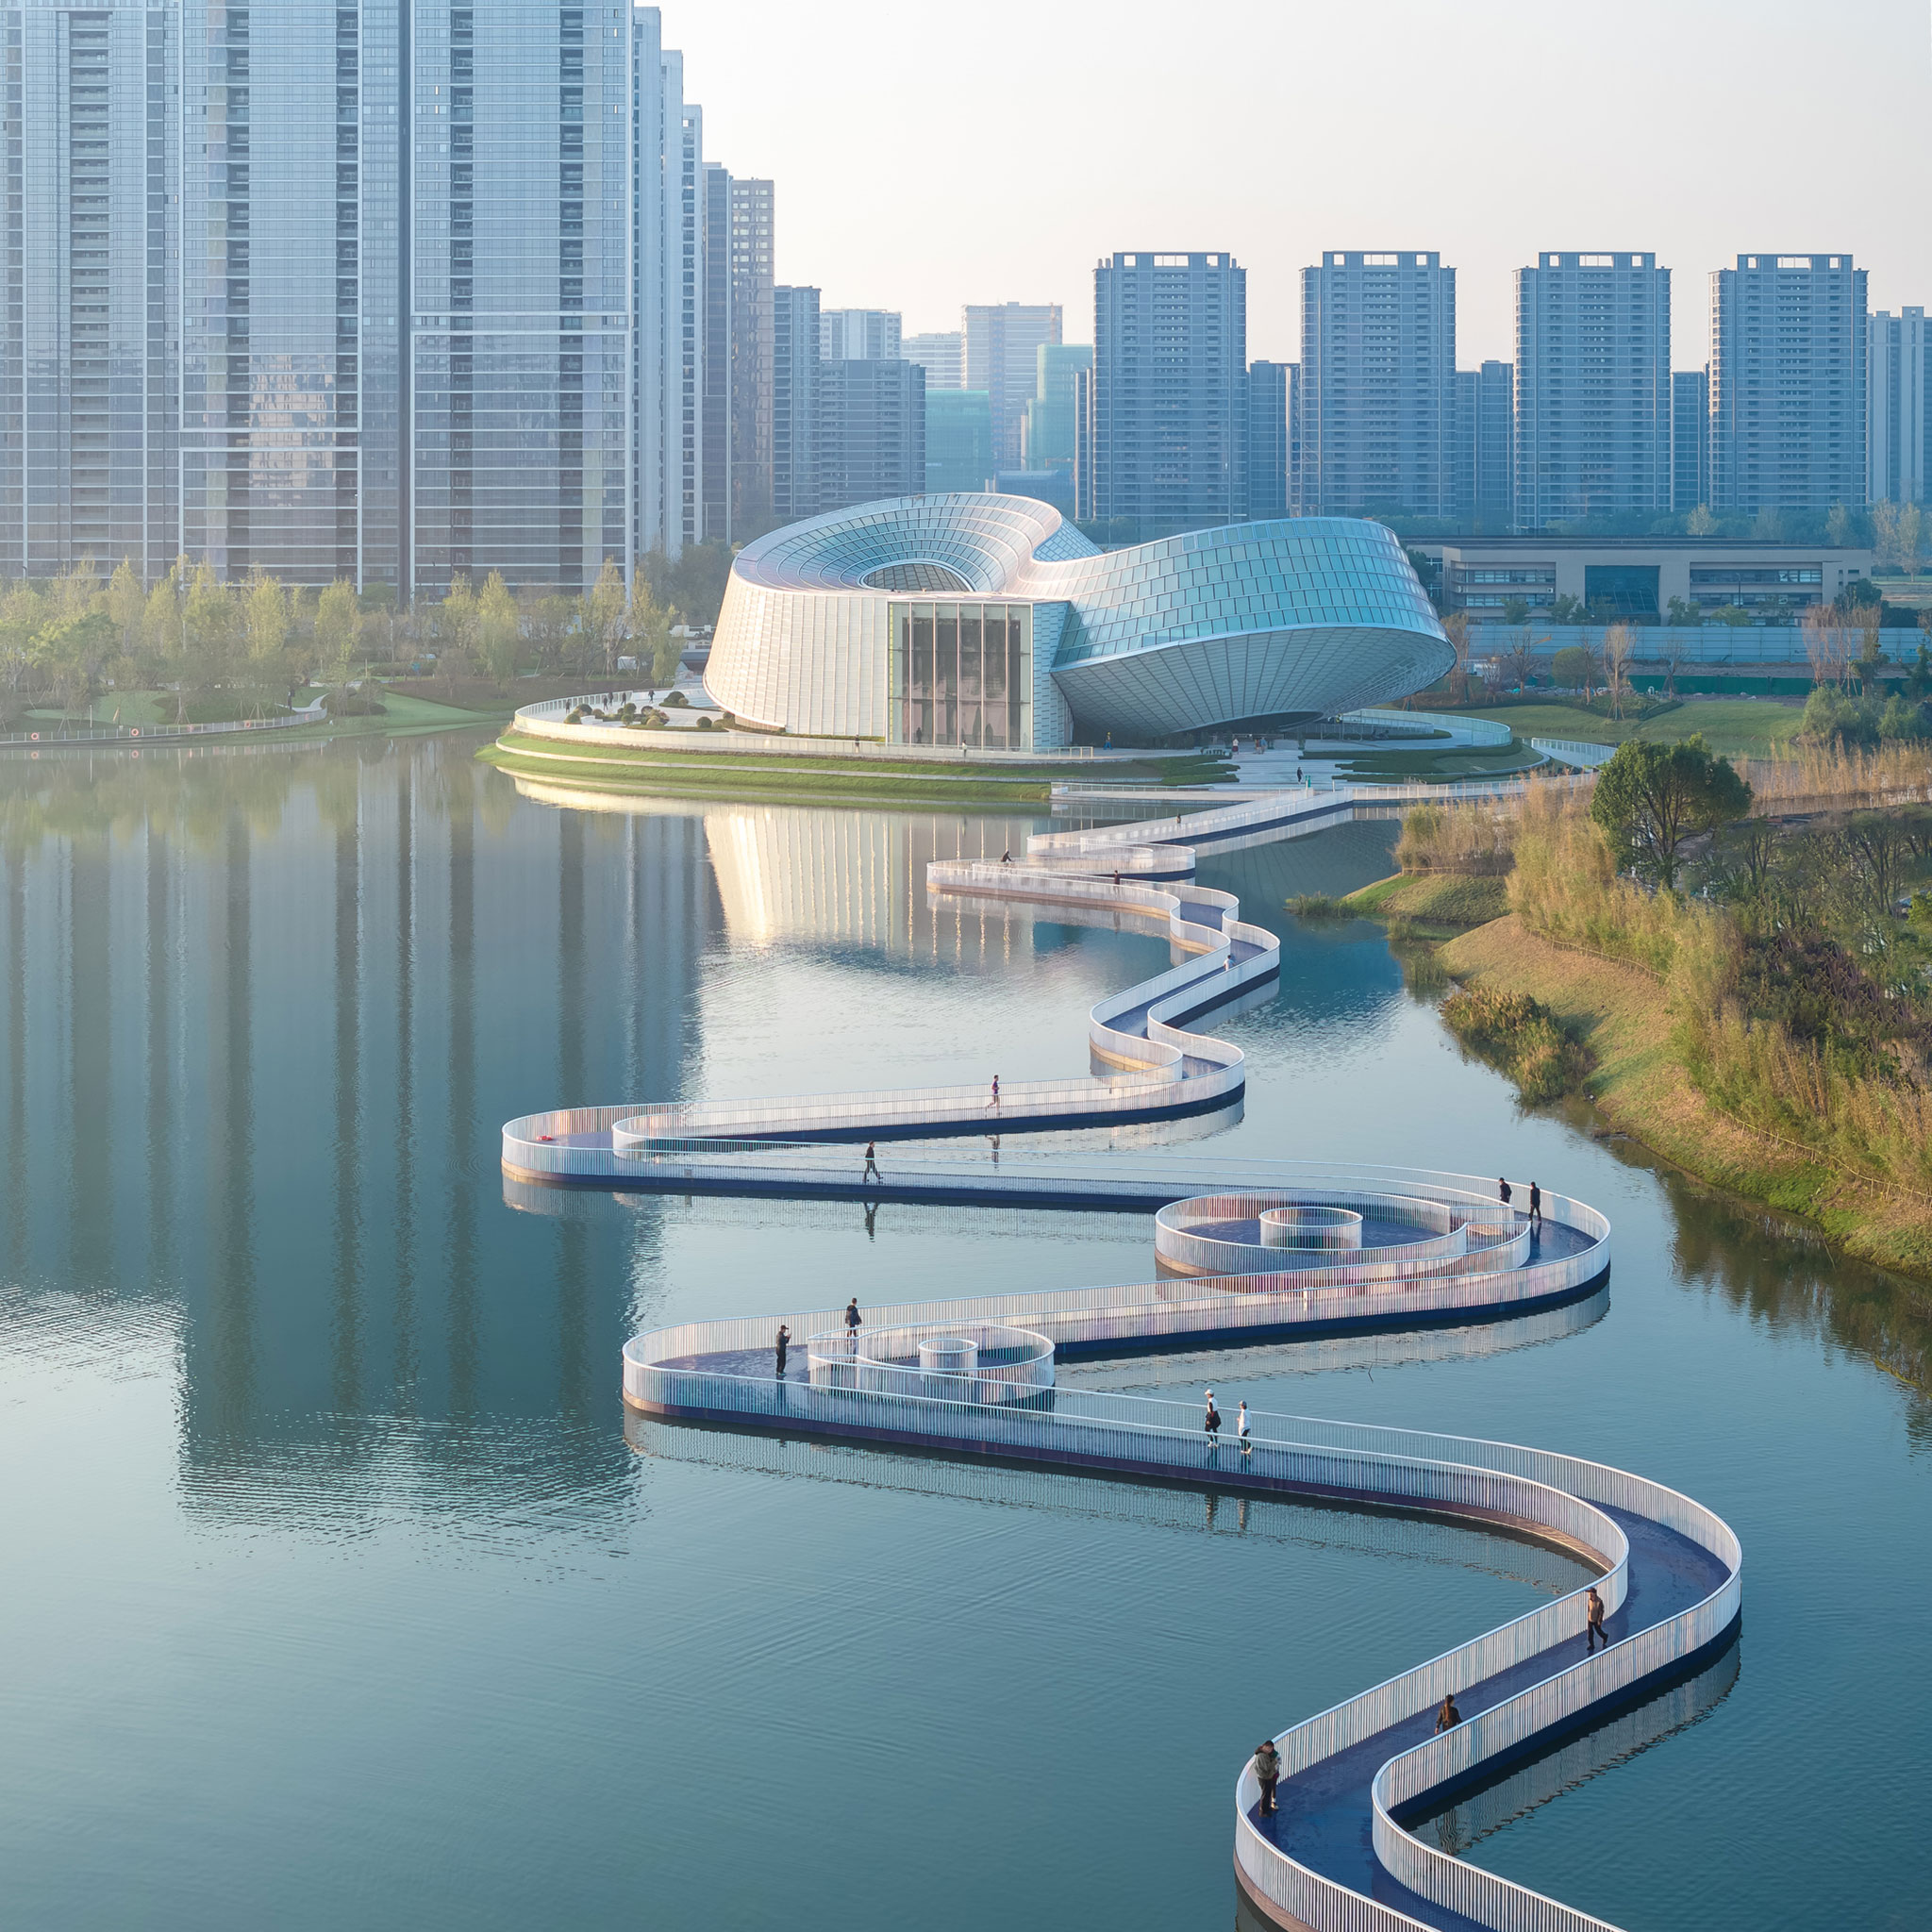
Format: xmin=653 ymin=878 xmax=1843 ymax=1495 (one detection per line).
xmin=1417 ymin=536 xmax=1872 ymax=623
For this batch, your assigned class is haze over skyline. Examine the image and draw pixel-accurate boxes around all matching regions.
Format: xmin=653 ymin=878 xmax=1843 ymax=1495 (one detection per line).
xmin=683 ymin=0 xmax=1932 ymax=367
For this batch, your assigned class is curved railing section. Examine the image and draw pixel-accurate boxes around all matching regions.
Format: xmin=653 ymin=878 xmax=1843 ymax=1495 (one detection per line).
xmin=1232 ymin=1412 xmax=1741 ymax=1932
xmin=621 ymin=1242 xmax=1739 ymax=1932
xmin=504 ymin=817 xmax=1288 ymax=1169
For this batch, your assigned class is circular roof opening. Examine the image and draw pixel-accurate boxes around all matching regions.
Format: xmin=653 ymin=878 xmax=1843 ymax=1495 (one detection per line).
xmin=861 ymin=560 xmax=974 ymax=593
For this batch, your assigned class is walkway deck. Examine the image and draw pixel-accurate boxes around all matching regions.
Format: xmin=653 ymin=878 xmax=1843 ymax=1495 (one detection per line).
xmin=624 ymin=1300 xmax=1740 ymax=1932
xmin=1258 ymin=1507 xmax=1733 ymax=1932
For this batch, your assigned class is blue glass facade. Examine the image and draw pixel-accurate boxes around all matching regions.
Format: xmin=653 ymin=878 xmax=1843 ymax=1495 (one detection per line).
xmin=9 ymin=0 xmax=711 ymax=593
xmin=177 ymin=0 xmax=393 ymax=586
xmin=8 ymin=2 xmax=176 ymax=579
xmin=408 ymin=1 xmax=630 ymax=593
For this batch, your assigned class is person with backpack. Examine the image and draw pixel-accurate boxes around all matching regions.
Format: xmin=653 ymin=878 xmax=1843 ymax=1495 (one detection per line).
xmin=1250 ymin=1739 xmax=1281 ymax=1816
xmin=844 ymin=1298 xmax=862 ymax=1348
xmin=1204 ymin=1390 xmax=1223 ymax=1457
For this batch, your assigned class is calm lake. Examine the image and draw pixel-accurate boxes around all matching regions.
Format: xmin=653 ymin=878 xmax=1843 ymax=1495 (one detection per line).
xmin=0 ymin=732 xmax=1924 ymax=1930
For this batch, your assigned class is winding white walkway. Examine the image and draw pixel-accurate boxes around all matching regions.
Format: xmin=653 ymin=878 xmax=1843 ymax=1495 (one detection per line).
xmin=503 ymin=779 xmax=1739 ymax=1929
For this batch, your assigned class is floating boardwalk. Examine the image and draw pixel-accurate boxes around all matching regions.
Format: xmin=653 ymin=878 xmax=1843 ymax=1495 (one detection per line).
xmin=505 ymin=784 xmax=1740 ymax=1932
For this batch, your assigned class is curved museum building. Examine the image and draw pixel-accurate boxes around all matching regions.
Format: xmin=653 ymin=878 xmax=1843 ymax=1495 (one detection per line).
xmin=703 ymin=494 xmax=1452 ymax=749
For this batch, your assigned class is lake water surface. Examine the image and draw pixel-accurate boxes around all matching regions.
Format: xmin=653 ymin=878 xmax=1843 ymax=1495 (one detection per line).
xmin=0 ymin=733 xmax=1925 ymax=1930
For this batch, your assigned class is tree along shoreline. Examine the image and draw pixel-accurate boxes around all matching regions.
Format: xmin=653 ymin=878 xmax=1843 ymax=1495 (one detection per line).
xmin=1326 ymin=779 xmax=1932 ymax=1289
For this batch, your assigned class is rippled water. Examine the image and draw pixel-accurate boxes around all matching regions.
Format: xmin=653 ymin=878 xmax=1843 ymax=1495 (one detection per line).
xmin=0 ymin=735 xmax=1926 ymax=1930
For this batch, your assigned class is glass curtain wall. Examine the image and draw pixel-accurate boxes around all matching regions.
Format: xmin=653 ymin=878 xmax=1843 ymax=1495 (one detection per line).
xmin=890 ymin=602 xmax=1031 ymax=749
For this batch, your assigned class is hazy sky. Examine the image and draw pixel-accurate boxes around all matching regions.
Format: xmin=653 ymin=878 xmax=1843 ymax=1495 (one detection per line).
xmin=678 ymin=0 xmax=1932 ymax=369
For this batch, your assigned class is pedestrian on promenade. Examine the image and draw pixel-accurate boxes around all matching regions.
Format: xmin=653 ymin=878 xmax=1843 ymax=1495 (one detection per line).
xmin=1584 ymin=1586 xmax=1607 ymax=1652
xmin=1498 ymin=1177 xmax=1512 ymax=1208
xmin=863 ymin=1141 xmax=881 ymax=1184
xmin=1204 ymin=1390 xmax=1223 ymax=1456
xmin=1238 ymin=1400 xmax=1252 ymax=1457
xmin=1529 ymin=1181 xmax=1543 ymax=1229
xmin=845 ymin=1298 xmax=862 ymax=1348
xmin=988 ymin=1074 xmax=1000 ymax=1110
xmin=1001 ymin=849 xmax=1011 ymax=864
xmin=1435 ymin=1692 xmax=1462 ymax=1734
xmin=1113 ymin=870 xmax=1121 ymax=888
xmin=774 ymin=1324 xmax=790 ymax=1376
xmin=1251 ymin=1740 xmax=1281 ymax=1815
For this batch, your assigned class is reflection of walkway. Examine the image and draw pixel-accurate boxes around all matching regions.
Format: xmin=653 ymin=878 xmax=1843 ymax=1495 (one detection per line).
xmin=624 ymin=1278 xmax=1740 ymax=1932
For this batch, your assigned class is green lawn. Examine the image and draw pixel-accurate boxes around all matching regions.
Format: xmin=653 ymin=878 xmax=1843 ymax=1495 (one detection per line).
xmin=28 ymin=690 xmax=174 ymax=728
xmin=1462 ymin=699 xmax=1807 ymax=758
xmin=1325 ymin=741 xmax=1547 ymax=780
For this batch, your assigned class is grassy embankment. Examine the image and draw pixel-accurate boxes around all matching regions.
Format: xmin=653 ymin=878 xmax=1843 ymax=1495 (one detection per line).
xmin=481 ymin=726 xmax=1235 ymax=805
xmin=1460 ymin=696 xmax=1807 ymax=759
xmin=1319 ymin=770 xmax=1932 ymax=1281
xmin=18 ymin=685 xmax=504 ymax=743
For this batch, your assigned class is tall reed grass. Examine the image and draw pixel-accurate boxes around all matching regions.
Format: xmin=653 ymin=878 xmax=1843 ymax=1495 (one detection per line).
xmin=1508 ymin=792 xmax=1932 ymax=1194
xmin=1740 ymin=741 xmax=1932 ymax=812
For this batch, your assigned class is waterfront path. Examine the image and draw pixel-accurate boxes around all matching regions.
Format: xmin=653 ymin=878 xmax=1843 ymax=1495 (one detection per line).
xmin=624 ymin=1300 xmax=1740 ymax=1932
xmin=510 ymin=774 xmax=1737 ymax=1928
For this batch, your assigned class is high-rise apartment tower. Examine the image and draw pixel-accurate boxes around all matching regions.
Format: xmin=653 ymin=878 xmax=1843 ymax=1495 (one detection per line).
xmin=1513 ymin=252 xmax=1670 ymax=529
xmin=1091 ymin=251 xmax=1246 ymax=536
xmin=1710 ymin=254 xmax=1867 ymax=515
xmin=1298 ymin=250 xmax=1456 ymax=517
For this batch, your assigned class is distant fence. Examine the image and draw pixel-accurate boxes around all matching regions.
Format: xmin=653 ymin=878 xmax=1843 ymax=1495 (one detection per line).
xmin=0 ymin=708 xmax=322 ymax=749
xmin=1471 ymin=622 xmax=1815 ymax=666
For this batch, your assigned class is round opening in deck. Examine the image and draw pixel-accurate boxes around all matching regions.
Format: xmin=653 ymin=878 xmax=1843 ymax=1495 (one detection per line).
xmin=1258 ymin=1205 xmax=1363 ymax=1251
xmin=805 ymin=1321 xmax=1055 ymax=1404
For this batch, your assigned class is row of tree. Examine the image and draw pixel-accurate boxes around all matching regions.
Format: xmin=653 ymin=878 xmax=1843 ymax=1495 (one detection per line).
xmin=0 ymin=543 xmax=736 ymax=723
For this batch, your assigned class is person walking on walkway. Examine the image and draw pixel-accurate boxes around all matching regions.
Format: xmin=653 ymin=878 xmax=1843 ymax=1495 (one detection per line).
xmin=774 ymin=1324 xmax=791 ymax=1377
xmin=1435 ymin=1692 xmax=1462 ymax=1733
xmin=1498 ymin=1177 xmax=1512 ymax=1208
xmin=1238 ymin=1400 xmax=1253 ymax=1457
xmin=1584 ymin=1586 xmax=1607 ymax=1652
xmin=1204 ymin=1390 xmax=1223 ymax=1457
xmin=1251 ymin=1740 xmax=1281 ymax=1816
xmin=987 ymin=1074 xmax=1000 ymax=1110
xmin=844 ymin=1298 xmax=862 ymax=1348
xmin=1528 ymin=1181 xmax=1543 ymax=1229
xmin=863 ymin=1141 xmax=881 ymax=1184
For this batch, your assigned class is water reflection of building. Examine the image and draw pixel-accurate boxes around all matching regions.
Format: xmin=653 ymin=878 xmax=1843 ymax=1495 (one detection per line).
xmin=510 ymin=775 xmax=1066 ymax=964
xmin=0 ymin=740 xmax=721 ymax=1518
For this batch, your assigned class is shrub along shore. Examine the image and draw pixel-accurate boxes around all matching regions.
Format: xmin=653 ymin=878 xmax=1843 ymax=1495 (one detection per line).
xmin=1324 ymin=759 xmax=1932 ymax=1285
